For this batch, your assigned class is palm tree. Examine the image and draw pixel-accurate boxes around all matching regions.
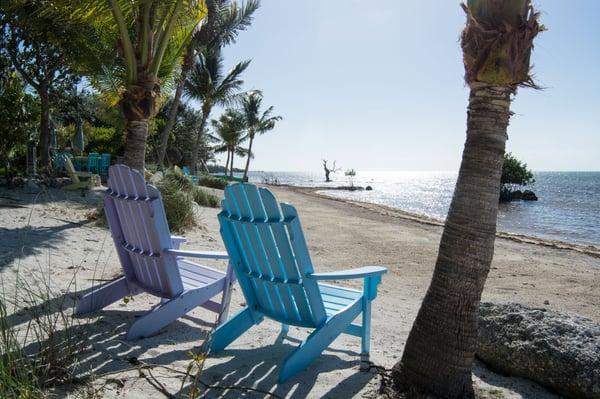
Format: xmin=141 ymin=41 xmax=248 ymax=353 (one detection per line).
xmin=40 ymin=0 xmax=209 ymax=171
xmin=156 ymin=0 xmax=259 ymax=167
xmin=240 ymin=91 xmax=281 ymax=181
xmin=184 ymin=48 xmax=249 ymax=172
xmin=392 ymin=1 xmax=543 ymax=397
xmin=212 ymin=109 xmax=247 ymax=176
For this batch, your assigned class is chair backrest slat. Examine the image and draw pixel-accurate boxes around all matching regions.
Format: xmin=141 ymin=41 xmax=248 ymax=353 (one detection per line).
xmin=105 ymin=165 xmax=183 ymax=297
xmin=219 ymin=184 xmax=326 ymax=327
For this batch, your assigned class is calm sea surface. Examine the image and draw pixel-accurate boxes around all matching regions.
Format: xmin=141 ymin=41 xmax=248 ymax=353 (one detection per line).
xmin=247 ymin=171 xmax=600 ymax=247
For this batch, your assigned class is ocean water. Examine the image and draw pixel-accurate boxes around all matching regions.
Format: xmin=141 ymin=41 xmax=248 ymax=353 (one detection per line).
xmin=247 ymin=171 xmax=600 ymax=247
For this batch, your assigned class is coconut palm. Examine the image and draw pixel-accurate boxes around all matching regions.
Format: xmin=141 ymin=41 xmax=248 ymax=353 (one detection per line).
xmin=157 ymin=0 xmax=259 ymax=167
xmin=37 ymin=0 xmax=209 ymax=171
xmin=212 ymin=109 xmax=247 ymax=177
xmin=185 ymin=48 xmax=250 ymax=172
xmin=240 ymin=91 xmax=281 ymax=181
xmin=392 ymin=1 xmax=544 ymax=397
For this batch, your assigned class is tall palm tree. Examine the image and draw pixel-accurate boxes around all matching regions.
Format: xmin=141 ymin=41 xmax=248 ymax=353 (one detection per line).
xmin=212 ymin=108 xmax=247 ymax=176
xmin=392 ymin=1 xmax=543 ymax=397
xmin=157 ymin=0 xmax=259 ymax=167
xmin=184 ymin=48 xmax=249 ymax=172
xmin=39 ymin=0 xmax=209 ymax=171
xmin=240 ymin=91 xmax=281 ymax=181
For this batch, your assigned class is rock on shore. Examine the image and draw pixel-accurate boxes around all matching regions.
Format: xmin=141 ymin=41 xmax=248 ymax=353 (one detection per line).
xmin=477 ymin=302 xmax=600 ymax=399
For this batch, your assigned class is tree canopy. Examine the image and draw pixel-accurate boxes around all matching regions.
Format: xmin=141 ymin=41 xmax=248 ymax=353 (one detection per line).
xmin=501 ymin=152 xmax=535 ymax=187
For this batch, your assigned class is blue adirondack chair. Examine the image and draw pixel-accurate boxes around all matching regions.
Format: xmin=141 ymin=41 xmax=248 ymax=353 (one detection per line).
xmin=87 ymin=152 xmax=102 ymax=174
xmin=182 ymin=166 xmax=199 ymax=184
xmin=99 ymin=153 xmax=111 ymax=176
xmin=75 ymin=165 xmax=235 ymax=340
xmin=211 ymin=183 xmax=387 ymax=382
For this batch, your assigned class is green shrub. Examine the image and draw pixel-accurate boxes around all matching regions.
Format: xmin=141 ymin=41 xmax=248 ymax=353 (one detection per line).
xmin=157 ymin=169 xmax=220 ymax=231
xmin=86 ymin=126 xmax=123 ymax=155
xmin=192 ymin=187 xmax=220 ymax=208
xmin=197 ymin=175 xmax=228 ymax=190
xmin=157 ymin=173 xmax=197 ymax=233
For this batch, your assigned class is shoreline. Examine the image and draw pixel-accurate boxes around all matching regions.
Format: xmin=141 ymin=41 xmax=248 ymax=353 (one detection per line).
xmin=268 ymin=184 xmax=600 ymax=259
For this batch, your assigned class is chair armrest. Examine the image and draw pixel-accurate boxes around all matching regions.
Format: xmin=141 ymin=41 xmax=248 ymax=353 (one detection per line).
xmin=307 ymin=266 xmax=387 ymax=281
xmin=170 ymin=235 xmax=187 ymax=249
xmin=165 ymin=249 xmax=229 ymax=260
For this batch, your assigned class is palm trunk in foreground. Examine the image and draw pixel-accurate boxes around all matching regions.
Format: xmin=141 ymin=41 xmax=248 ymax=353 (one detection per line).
xmin=393 ymin=84 xmax=512 ymax=397
xmin=242 ymin=131 xmax=254 ymax=182
xmin=224 ymin=149 xmax=230 ymax=176
xmin=392 ymin=1 xmax=543 ymax=396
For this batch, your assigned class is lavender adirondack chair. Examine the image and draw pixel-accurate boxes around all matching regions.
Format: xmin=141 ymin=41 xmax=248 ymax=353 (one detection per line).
xmin=74 ymin=165 xmax=235 ymax=340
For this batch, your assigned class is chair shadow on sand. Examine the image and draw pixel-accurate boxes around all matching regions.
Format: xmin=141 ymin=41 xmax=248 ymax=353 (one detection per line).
xmin=174 ymin=330 xmax=378 ymax=398
xmin=14 ymin=297 xmax=214 ymax=379
xmin=12 ymin=287 xmax=378 ymax=398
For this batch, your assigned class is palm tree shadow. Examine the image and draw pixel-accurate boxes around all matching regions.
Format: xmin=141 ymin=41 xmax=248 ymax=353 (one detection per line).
xmin=0 ymin=219 xmax=95 ymax=271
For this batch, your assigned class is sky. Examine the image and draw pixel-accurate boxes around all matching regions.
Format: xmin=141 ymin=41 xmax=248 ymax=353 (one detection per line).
xmin=209 ymin=0 xmax=600 ymax=172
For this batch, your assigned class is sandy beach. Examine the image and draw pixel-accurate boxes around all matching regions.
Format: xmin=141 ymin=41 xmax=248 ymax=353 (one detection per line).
xmin=1 ymin=184 xmax=598 ymax=398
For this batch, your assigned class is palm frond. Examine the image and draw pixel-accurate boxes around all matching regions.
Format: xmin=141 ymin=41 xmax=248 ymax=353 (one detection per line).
xmin=211 ymin=0 xmax=260 ymax=48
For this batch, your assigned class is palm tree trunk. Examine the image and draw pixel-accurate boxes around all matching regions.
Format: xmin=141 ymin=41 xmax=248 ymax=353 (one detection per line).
xmin=157 ymin=47 xmax=194 ymax=168
xmin=121 ymin=81 xmax=157 ymax=171
xmin=123 ymin=119 xmax=149 ymax=172
xmin=242 ymin=131 xmax=254 ymax=182
xmin=191 ymin=106 xmax=210 ymax=173
xmin=393 ymin=84 xmax=512 ymax=398
xmin=224 ymin=149 xmax=230 ymax=176
xmin=229 ymin=148 xmax=234 ymax=178
xmin=38 ymin=83 xmax=51 ymax=169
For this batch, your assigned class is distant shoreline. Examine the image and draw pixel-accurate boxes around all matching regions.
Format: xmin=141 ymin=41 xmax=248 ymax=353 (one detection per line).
xmin=268 ymin=183 xmax=600 ymax=259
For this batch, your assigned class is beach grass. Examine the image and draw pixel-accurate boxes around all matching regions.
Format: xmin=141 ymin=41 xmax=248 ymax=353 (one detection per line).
xmin=0 ymin=195 xmax=92 ymax=398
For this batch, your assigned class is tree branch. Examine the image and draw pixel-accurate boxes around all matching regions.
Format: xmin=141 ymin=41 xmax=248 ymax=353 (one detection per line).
xmin=7 ymin=45 xmax=39 ymax=90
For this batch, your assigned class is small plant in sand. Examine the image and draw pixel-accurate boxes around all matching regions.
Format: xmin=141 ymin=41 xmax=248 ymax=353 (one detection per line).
xmin=345 ymin=168 xmax=356 ymax=187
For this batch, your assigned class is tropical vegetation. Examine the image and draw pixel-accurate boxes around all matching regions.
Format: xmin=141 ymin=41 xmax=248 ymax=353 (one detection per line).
xmin=184 ymin=48 xmax=250 ymax=172
xmin=502 ymin=152 xmax=535 ymax=189
xmin=240 ymin=90 xmax=281 ymax=181
xmin=392 ymin=1 xmax=543 ymax=397
xmin=0 ymin=0 xmax=280 ymax=184
xmin=211 ymin=108 xmax=248 ymax=177
xmin=157 ymin=0 xmax=259 ymax=167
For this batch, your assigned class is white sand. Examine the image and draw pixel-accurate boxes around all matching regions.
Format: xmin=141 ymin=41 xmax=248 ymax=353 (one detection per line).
xmin=1 ymin=184 xmax=598 ymax=398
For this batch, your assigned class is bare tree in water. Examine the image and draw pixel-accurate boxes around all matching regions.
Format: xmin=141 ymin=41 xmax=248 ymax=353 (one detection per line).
xmin=322 ymin=160 xmax=340 ymax=182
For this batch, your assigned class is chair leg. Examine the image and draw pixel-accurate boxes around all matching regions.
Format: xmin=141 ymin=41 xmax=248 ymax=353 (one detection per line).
xmin=216 ymin=265 xmax=235 ymax=325
xmin=281 ymin=323 xmax=289 ymax=335
xmin=279 ymin=299 xmax=362 ymax=383
xmin=210 ymin=306 xmax=262 ymax=353
xmin=361 ymin=295 xmax=372 ymax=355
xmin=360 ymin=296 xmax=372 ymax=371
xmin=127 ymin=283 xmax=222 ymax=340
xmin=74 ymin=277 xmax=131 ymax=315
